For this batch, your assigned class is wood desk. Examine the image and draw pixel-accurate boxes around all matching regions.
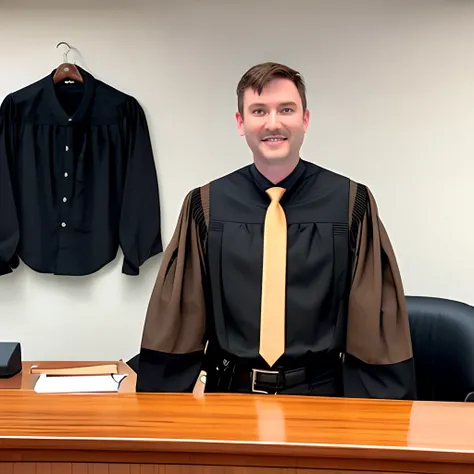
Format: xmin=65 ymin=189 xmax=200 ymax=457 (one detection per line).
xmin=0 ymin=389 xmax=472 ymax=474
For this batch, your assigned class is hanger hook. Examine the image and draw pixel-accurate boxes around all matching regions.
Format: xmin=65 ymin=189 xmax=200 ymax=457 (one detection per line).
xmin=56 ymin=42 xmax=72 ymax=63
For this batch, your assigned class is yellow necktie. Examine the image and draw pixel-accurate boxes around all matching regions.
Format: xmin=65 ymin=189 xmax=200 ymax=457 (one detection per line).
xmin=259 ymin=186 xmax=287 ymax=367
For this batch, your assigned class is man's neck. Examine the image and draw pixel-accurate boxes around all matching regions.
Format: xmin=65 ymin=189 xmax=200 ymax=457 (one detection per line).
xmin=254 ymin=157 xmax=300 ymax=185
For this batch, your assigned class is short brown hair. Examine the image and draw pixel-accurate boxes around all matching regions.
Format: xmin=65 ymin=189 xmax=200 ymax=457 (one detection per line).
xmin=236 ymin=62 xmax=307 ymax=116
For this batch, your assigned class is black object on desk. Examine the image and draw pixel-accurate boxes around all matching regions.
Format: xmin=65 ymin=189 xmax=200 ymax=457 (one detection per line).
xmin=0 ymin=342 xmax=22 ymax=378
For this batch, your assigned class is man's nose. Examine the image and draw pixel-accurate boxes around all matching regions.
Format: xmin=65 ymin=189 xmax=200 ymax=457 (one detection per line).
xmin=264 ymin=112 xmax=281 ymax=130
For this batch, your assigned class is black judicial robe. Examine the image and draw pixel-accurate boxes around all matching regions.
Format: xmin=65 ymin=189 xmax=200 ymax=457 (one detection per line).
xmin=137 ymin=159 xmax=417 ymax=399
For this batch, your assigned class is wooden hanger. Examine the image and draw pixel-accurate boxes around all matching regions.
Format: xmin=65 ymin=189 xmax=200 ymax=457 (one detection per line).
xmin=53 ymin=42 xmax=83 ymax=84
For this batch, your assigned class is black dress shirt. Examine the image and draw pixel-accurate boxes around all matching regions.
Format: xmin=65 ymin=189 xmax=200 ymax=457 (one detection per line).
xmin=0 ymin=66 xmax=162 ymax=276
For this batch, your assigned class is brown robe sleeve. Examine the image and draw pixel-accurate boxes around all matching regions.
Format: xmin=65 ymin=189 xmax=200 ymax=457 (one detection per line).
xmin=342 ymin=181 xmax=417 ymax=400
xmin=136 ymin=185 xmax=210 ymax=392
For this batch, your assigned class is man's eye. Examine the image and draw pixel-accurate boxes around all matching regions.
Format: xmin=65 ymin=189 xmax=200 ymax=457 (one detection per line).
xmin=252 ymin=109 xmax=264 ymax=115
xmin=281 ymin=108 xmax=293 ymax=113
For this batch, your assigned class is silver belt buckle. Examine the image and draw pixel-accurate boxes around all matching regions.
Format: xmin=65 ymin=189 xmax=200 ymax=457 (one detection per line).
xmin=251 ymin=368 xmax=279 ymax=394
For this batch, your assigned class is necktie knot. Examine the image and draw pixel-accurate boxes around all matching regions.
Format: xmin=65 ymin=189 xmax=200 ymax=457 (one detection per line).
xmin=266 ymin=187 xmax=286 ymax=203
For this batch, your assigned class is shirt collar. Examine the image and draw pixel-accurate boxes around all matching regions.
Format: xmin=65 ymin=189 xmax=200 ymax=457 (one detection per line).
xmin=45 ymin=65 xmax=96 ymax=125
xmin=250 ymin=158 xmax=307 ymax=200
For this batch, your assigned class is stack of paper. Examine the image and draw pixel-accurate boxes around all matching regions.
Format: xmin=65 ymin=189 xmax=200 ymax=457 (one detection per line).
xmin=34 ymin=373 xmax=128 ymax=393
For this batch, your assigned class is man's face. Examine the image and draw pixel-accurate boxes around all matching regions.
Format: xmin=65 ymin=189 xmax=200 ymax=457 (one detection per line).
xmin=236 ymin=78 xmax=310 ymax=165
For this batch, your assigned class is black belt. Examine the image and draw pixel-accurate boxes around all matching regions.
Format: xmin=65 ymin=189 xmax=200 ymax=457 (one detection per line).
xmin=232 ymin=366 xmax=309 ymax=394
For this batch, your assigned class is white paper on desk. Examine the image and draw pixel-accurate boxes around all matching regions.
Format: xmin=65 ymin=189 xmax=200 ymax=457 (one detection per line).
xmin=34 ymin=374 xmax=128 ymax=393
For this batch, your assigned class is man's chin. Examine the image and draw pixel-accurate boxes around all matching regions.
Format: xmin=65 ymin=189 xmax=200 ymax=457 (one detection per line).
xmin=260 ymin=154 xmax=291 ymax=164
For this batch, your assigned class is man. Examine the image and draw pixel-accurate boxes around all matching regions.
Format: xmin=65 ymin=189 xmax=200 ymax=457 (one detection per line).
xmin=136 ymin=62 xmax=417 ymax=399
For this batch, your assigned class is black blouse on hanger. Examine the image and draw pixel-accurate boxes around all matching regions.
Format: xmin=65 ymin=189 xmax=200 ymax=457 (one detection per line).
xmin=0 ymin=66 xmax=162 ymax=276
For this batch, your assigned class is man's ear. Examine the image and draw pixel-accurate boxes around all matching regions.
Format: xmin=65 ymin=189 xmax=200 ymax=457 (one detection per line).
xmin=303 ymin=109 xmax=310 ymax=132
xmin=236 ymin=111 xmax=245 ymax=136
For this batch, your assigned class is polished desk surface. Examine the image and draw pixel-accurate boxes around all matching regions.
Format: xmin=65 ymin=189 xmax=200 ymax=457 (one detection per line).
xmin=0 ymin=384 xmax=472 ymax=471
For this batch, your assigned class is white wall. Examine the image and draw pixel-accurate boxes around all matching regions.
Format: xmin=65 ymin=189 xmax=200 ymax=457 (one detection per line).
xmin=1 ymin=0 xmax=474 ymax=361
